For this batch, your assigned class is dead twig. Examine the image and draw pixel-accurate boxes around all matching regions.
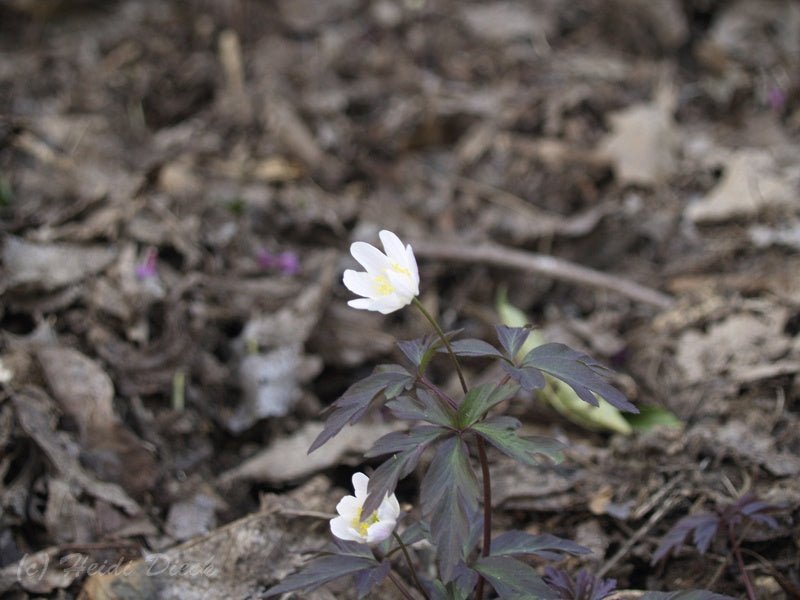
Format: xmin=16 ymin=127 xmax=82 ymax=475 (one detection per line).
xmin=412 ymin=240 xmax=675 ymax=309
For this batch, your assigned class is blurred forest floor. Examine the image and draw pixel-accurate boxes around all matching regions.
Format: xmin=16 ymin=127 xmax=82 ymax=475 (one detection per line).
xmin=0 ymin=0 xmax=799 ymax=598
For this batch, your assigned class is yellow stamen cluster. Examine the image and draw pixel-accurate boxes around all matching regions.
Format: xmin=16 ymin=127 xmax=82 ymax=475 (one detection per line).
xmin=351 ymin=507 xmax=379 ymax=537
xmin=373 ymin=274 xmax=395 ymax=295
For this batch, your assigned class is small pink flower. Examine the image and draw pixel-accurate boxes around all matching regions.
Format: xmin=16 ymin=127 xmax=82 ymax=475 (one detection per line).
xmin=767 ymin=87 xmax=786 ymax=111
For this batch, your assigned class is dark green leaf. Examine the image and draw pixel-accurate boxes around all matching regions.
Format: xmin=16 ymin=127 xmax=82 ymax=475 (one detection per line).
xmin=264 ymin=554 xmax=377 ymax=597
xmin=364 ymin=425 xmax=448 ymax=458
xmin=420 ymin=437 xmax=480 ymax=582
xmin=386 ymin=389 xmax=457 ymax=428
xmin=309 ymin=366 xmax=414 ymax=453
xmin=472 ymin=417 xmax=564 ymax=465
xmin=496 ymin=325 xmax=530 ymax=360
xmin=472 ymin=555 xmax=557 ymax=599
xmin=501 ymin=362 xmax=547 ymax=392
xmin=354 ymin=559 xmax=391 ymax=599
xmin=443 ymin=339 xmax=505 ymax=359
xmin=522 ymin=344 xmax=637 ymax=413
xmin=490 ymin=531 xmax=589 ymax=560
xmin=456 ymin=383 xmax=519 ymax=428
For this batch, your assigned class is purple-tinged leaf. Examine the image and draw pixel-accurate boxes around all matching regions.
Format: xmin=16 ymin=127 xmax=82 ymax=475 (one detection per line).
xmin=652 ymin=514 xmax=720 ymax=564
xmin=544 ymin=567 xmax=617 ymax=600
xmin=354 ymin=559 xmax=391 ymax=599
xmin=309 ymin=365 xmax=413 ymax=453
xmin=420 ymin=437 xmax=480 ymax=582
xmin=522 ymin=343 xmax=637 ymax=413
xmin=264 ymin=554 xmax=377 ymax=597
xmin=331 ymin=538 xmax=375 ymax=557
xmin=443 ymin=339 xmax=505 ymax=359
xmin=398 ymin=330 xmax=462 ymax=372
xmin=640 ymin=592 xmax=735 ymax=600
xmin=472 ymin=416 xmax=565 ymax=465
xmin=386 ymin=389 xmax=457 ymax=428
xmin=426 ymin=580 xmax=472 ymax=600
xmin=491 ymin=532 xmax=590 ymax=560
xmin=496 ymin=325 xmax=531 ymax=360
xmin=501 ymin=362 xmax=546 ymax=392
xmin=472 ymin=555 xmax=558 ymax=599
xmin=399 ymin=521 xmax=430 ymax=546
xmin=364 ymin=425 xmax=448 ymax=458
xmin=456 ymin=383 xmax=519 ymax=428
xmin=729 ymin=493 xmax=781 ymax=530
xmin=362 ymin=430 xmax=447 ymax=518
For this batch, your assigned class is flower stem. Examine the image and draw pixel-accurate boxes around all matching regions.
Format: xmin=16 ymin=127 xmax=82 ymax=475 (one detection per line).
xmin=393 ymin=531 xmax=429 ymax=600
xmin=388 ymin=571 xmax=418 ymax=600
xmin=412 ymin=298 xmax=468 ymax=395
xmin=411 ymin=298 xmax=492 ymax=600
xmin=728 ymin=523 xmax=757 ymax=600
xmin=474 ymin=437 xmax=493 ymax=600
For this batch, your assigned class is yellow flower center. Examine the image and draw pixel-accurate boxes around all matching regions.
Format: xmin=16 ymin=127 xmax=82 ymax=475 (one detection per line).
xmin=390 ymin=262 xmax=411 ymax=276
xmin=373 ymin=274 xmax=395 ymax=295
xmin=351 ymin=507 xmax=380 ymax=537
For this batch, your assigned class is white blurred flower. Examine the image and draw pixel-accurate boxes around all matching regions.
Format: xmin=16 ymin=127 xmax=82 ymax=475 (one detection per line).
xmin=330 ymin=472 xmax=400 ymax=545
xmin=343 ymin=230 xmax=419 ymax=314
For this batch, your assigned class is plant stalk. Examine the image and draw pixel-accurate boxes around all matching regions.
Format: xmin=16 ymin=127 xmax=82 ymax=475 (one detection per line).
xmin=412 ymin=298 xmax=468 ymax=395
xmin=389 ymin=571 xmax=418 ymax=600
xmin=393 ymin=531 xmax=429 ymax=600
xmin=728 ymin=523 xmax=757 ymax=600
xmin=412 ymin=298 xmax=492 ymax=600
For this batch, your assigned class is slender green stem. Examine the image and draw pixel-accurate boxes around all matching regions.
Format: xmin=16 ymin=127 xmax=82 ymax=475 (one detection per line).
xmin=393 ymin=531 xmax=429 ymax=600
xmin=388 ymin=571 xmax=418 ymax=600
xmin=412 ymin=298 xmax=469 ymax=395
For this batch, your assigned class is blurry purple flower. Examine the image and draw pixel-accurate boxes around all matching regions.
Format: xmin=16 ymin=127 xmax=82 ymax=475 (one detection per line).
xmin=257 ymin=248 xmax=300 ymax=275
xmin=135 ymin=247 xmax=159 ymax=279
xmin=276 ymin=251 xmax=300 ymax=275
xmin=257 ymin=248 xmax=277 ymax=269
xmin=767 ymin=87 xmax=786 ymax=111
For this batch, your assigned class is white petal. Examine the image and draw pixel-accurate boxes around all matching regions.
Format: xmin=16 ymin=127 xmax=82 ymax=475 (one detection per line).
xmin=330 ymin=516 xmax=363 ymax=542
xmin=379 ymin=230 xmax=407 ymax=263
xmin=350 ymin=242 xmax=389 ymax=274
xmin=405 ymin=245 xmax=420 ymax=291
xmin=378 ymin=494 xmax=401 ymax=521
xmin=343 ymin=270 xmax=379 ymax=299
xmin=373 ymin=295 xmax=407 ymax=314
xmin=352 ymin=472 xmax=369 ymax=499
xmin=336 ymin=495 xmax=361 ymax=518
xmin=386 ymin=269 xmax=416 ymax=299
xmin=348 ymin=298 xmax=377 ymax=311
xmin=366 ymin=520 xmax=396 ymax=544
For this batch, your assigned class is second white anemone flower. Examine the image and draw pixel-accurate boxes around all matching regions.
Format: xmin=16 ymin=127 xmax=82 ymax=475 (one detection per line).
xmin=330 ymin=472 xmax=400 ymax=545
xmin=343 ymin=230 xmax=419 ymax=314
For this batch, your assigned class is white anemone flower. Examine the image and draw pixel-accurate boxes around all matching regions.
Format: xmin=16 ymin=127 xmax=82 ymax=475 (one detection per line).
xmin=330 ymin=472 xmax=400 ymax=545
xmin=343 ymin=230 xmax=420 ymax=314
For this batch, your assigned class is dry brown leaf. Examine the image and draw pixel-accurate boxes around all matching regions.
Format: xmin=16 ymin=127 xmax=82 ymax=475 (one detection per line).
xmin=687 ymin=150 xmax=798 ymax=223
xmin=218 ymin=421 xmax=399 ymax=485
xmin=2 ymin=236 xmax=115 ymax=292
xmin=599 ymin=87 xmax=677 ymax=186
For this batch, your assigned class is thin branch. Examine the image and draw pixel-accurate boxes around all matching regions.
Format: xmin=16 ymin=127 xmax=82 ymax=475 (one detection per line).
xmin=393 ymin=531 xmax=429 ymax=600
xmin=412 ymin=240 xmax=674 ymax=309
xmin=389 ymin=571 xmax=418 ymax=600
